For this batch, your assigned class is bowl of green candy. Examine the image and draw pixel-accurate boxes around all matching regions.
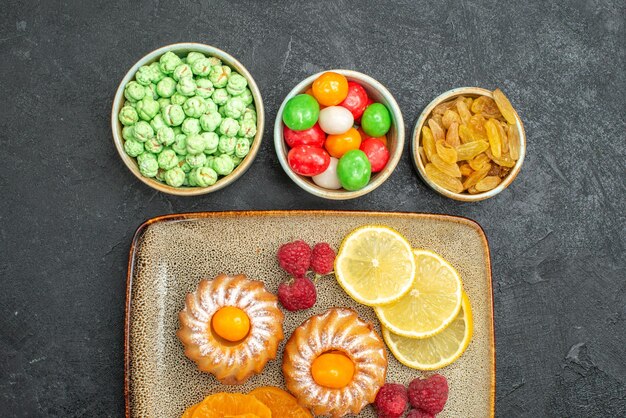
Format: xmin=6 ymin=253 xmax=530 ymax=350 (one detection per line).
xmin=112 ymin=43 xmax=264 ymax=196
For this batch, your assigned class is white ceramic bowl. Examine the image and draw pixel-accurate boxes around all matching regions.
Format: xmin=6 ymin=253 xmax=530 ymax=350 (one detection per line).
xmin=274 ymin=70 xmax=404 ymax=200
xmin=111 ymin=42 xmax=264 ymax=196
xmin=412 ymin=87 xmax=526 ymax=202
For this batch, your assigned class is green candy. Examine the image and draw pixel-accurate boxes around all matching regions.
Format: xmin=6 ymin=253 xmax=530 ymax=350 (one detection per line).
xmin=144 ymin=84 xmax=159 ymax=100
xmin=149 ymin=62 xmax=166 ymax=83
xmin=135 ymin=65 xmax=153 ymax=86
xmin=195 ymin=78 xmax=214 ymax=99
xmin=238 ymin=119 xmax=256 ymax=139
xmin=207 ymin=57 xmax=221 ymax=67
xmin=179 ymin=155 xmax=192 ymax=173
xmin=143 ymin=137 xmax=163 ymax=154
xmin=337 ymin=150 xmax=372 ymax=191
xmin=176 ymin=77 xmax=196 ymax=96
xmin=158 ymin=148 xmax=178 ymax=170
xmin=282 ymin=94 xmax=319 ymax=130
xmin=161 ymin=104 xmax=185 ymax=126
xmin=156 ymin=77 xmax=177 ymax=98
xmin=223 ymin=96 xmax=246 ymax=119
xmin=204 ymin=155 xmax=216 ymax=168
xmin=138 ymin=153 xmax=158 ymax=178
xmin=122 ymin=126 xmax=135 ymax=141
xmin=193 ymin=166 xmax=218 ymax=187
xmin=241 ymin=107 xmax=256 ymax=122
xmin=204 ymin=98 xmax=218 ymax=114
xmin=361 ymin=103 xmax=391 ymax=137
xmin=159 ymin=51 xmax=182 ymax=74
xmin=124 ymin=81 xmax=146 ymax=102
xmin=173 ymin=64 xmax=192 ymax=81
xmin=156 ymin=168 xmax=166 ymax=182
xmin=164 ymin=167 xmax=185 ymax=187
xmin=192 ymin=58 xmax=212 ymax=76
xmin=226 ymin=73 xmax=248 ymax=96
xmin=219 ymin=117 xmax=239 ymax=137
xmin=201 ymin=132 xmax=219 ymax=154
xmin=238 ymin=88 xmax=254 ymax=106
xmin=173 ymin=126 xmax=182 ymax=135
xmin=234 ymin=137 xmax=250 ymax=158
xmin=181 ymin=118 xmax=201 ymax=135
xmin=170 ymin=93 xmax=187 ymax=106
xmin=218 ymin=135 xmax=237 ymax=155
xmin=213 ymin=154 xmax=235 ymax=175
xmin=118 ymin=106 xmax=138 ymax=126
xmin=172 ymin=134 xmax=187 ymax=155
xmin=183 ymin=96 xmax=207 ymax=118
xmin=186 ymin=52 xmax=205 ymax=66
xmin=136 ymin=98 xmax=160 ymax=121
xmin=209 ymin=65 xmax=231 ymax=88
xmin=150 ymin=114 xmax=167 ymax=132
xmin=186 ymin=134 xmax=205 ymax=154
xmin=187 ymin=170 xmax=197 ymax=186
xmin=230 ymin=154 xmax=243 ymax=167
xmin=157 ymin=98 xmax=171 ymax=109
xmin=124 ymin=139 xmax=144 ymax=157
xmin=186 ymin=152 xmax=207 ymax=168
xmin=133 ymin=121 xmax=154 ymax=142
xmin=156 ymin=126 xmax=175 ymax=146
xmin=212 ymin=88 xmax=230 ymax=105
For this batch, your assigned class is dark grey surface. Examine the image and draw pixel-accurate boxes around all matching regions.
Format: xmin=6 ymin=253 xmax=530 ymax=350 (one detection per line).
xmin=0 ymin=0 xmax=624 ymax=416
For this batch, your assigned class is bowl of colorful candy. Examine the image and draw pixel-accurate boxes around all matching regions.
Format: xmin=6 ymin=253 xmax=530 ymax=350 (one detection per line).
xmin=412 ymin=87 xmax=526 ymax=202
xmin=111 ymin=43 xmax=264 ymax=196
xmin=274 ymin=70 xmax=404 ymax=200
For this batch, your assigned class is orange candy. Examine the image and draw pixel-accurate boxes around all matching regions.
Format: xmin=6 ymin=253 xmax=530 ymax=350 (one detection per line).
xmin=249 ymin=386 xmax=313 ymax=418
xmin=311 ymin=352 xmax=355 ymax=389
xmin=312 ymin=72 xmax=349 ymax=106
xmin=211 ymin=306 xmax=250 ymax=342
xmin=325 ymin=127 xmax=361 ymax=158
xmin=357 ymin=127 xmax=387 ymax=147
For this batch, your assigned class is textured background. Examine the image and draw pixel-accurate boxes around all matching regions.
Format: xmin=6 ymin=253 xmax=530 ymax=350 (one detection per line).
xmin=0 ymin=0 xmax=624 ymax=417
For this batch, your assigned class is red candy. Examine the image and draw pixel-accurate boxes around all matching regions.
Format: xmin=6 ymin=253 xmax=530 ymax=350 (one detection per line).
xmin=288 ymin=145 xmax=331 ymax=176
xmin=339 ymin=81 xmax=369 ymax=119
xmin=284 ymin=123 xmax=326 ymax=148
xmin=359 ymin=138 xmax=389 ymax=172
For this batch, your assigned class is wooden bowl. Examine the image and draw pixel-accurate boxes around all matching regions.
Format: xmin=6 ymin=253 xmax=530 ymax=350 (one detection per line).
xmin=111 ymin=42 xmax=264 ymax=196
xmin=274 ymin=70 xmax=404 ymax=200
xmin=412 ymin=87 xmax=526 ymax=202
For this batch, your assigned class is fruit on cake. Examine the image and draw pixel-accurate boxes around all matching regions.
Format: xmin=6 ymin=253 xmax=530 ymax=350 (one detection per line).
xmin=282 ymin=308 xmax=387 ymax=417
xmin=177 ymin=274 xmax=284 ymax=385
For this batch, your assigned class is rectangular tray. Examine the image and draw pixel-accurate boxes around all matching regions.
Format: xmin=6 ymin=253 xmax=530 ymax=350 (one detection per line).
xmin=125 ymin=211 xmax=495 ymax=417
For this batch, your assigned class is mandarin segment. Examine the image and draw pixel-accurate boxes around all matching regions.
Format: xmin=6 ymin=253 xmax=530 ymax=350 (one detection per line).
xmin=191 ymin=393 xmax=271 ymax=418
xmin=249 ymin=386 xmax=313 ymax=418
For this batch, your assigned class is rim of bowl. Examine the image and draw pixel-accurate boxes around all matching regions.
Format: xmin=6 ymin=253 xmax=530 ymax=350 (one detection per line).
xmin=111 ymin=42 xmax=265 ymax=196
xmin=274 ymin=69 xmax=405 ymax=200
xmin=411 ymin=87 xmax=526 ymax=202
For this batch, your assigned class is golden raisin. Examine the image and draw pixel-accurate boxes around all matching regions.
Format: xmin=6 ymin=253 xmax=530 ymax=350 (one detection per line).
xmin=425 ymin=163 xmax=464 ymax=193
xmin=421 ymin=126 xmax=437 ymax=161
xmin=418 ymin=146 xmax=427 ymax=164
xmin=498 ymin=121 xmax=509 ymax=155
xmin=507 ymin=123 xmax=521 ymax=160
xmin=456 ymin=100 xmax=472 ymax=125
xmin=446 ymin=122 xmax=460 ymax=147
xmin=484 ymin=118 xmax=502 ymax=158
xmin=428 ymin=118 xmax=445 ymax=142
xmin=435 ymin=139 xmax=458 ymax=164
xmin=469 ymin=153 xmax=491 ymax=171
xmin=471 ymin=96 xmax=502 ymax=119
xmin=458 ymin=124 xmax=474 ymax=144
xmin=456 ymin=140 xmax=489 ymax=161
xmin=469 ymin=115 xmax=488 ymax=141
xmin=475 ymin=176 xmax=502 ymax=192
xmin=486 ymin=150 xmax=516 ymax=168
xmin=492 ymin=88 xmax=517 ymax=124
xmin=459 ymin=163 xmax=473 ymax=177
xmin=431 ymin=153 xmax=462 ymax=178
xmin=463 ymin=164 xmax=490 ymax=190
xmin=442 ymin=110 xmax=461 ymax=129
xmin=432 ymin=100 xmax=456 ymax=116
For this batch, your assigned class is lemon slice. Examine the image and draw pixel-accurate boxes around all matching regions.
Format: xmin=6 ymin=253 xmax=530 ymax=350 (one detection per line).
xmin=382 ymin=291 xmax=473 ymax=370
xmin=334 ymin=226 xmax=416 ymax=306
xmin=375 ymin=249 xmax=462 ymax=338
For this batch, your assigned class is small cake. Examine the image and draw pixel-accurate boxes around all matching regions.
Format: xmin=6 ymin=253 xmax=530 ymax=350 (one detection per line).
xmin=177 ymin=274 xmax=284 ymax=385
xmin=282 ymin=308 xmax=388 ymax=417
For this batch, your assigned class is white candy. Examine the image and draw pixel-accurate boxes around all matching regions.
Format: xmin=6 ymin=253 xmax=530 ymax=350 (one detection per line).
xmin=318 ymin=106 xmax=354 ymax=135
xmin=312 ymin=157 xmax=342 ymax=189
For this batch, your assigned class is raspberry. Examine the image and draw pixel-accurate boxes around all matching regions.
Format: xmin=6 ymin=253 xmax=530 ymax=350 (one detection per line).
xmin=310 ymin=242 xmax=336 ymax=275
xmin=374 ymin=383 xmax=408 ymax=418
xmin=277 ymin=240 xmax=311 ymax=277
xmin=406 ymin=409 xmax=435 ymax=418
xmin=277 ymin=277 xmax=316 ymax=311
xmin=408 ymin=374 xmax=449 ymax=415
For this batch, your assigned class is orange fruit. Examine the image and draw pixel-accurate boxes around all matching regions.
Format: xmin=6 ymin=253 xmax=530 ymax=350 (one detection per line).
xmin=181 ymin=403 xmax=199 ymax=418
xmin=310 ymin=352 xmax=355 ymax=389
xmin=249 ymin=386 xmax=313 ymax=418
xmin=211 ymin=306 xmax=250 ymax=342
xmin=191 ymin=393 xmax=271 ymax=418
